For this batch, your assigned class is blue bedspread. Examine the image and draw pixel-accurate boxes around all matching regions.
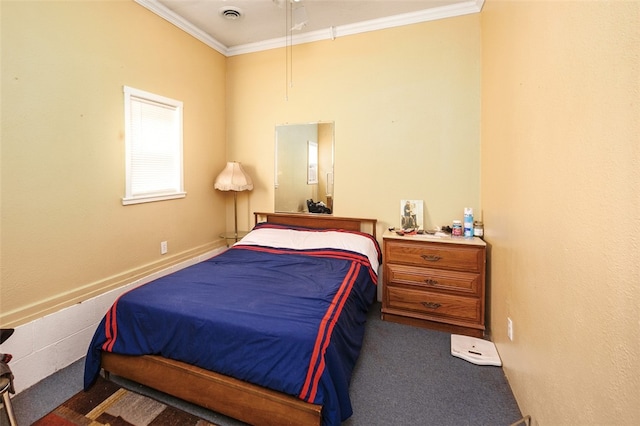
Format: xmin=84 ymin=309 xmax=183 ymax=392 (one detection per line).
xmin=84 ymin=226 xmax=379 ymax=425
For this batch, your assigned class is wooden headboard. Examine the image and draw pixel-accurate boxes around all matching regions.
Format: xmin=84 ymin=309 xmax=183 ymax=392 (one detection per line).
xmin=254 ymin=212 xmax=377 ymax=239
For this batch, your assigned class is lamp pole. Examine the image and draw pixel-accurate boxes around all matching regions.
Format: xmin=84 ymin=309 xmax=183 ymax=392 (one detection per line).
xmin=233 ymin=191 xmax=239 ymax=241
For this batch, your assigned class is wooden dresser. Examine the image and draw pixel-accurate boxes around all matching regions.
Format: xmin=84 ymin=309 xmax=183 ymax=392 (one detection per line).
xmin=381 ymin=230 xmax=486 ymax=337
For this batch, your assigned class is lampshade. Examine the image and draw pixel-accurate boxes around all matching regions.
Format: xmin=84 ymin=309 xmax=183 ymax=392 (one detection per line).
xmin=214 ymin=162 xmax=253 ymax=192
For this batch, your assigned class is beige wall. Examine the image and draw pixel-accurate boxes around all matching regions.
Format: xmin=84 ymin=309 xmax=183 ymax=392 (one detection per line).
xmin=481 ymin=1 xmax=640 ymax=424
xmin=1 ymin=1 xmax=228 ymax=326
xmin=226 ymin=14 xmax=482 ymax=233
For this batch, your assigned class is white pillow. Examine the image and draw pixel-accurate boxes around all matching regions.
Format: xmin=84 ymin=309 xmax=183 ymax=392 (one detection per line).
xmin=236 ymin=227 xmax=380 ymax=275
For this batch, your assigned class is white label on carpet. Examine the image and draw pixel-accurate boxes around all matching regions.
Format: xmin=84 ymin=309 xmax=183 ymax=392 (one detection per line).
xmin=450 ymin=334 xmax=502 ymax=366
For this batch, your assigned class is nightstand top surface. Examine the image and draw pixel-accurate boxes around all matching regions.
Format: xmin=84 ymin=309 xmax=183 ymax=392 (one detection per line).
xmin=382 ymin=229 xmax=486 ymax=247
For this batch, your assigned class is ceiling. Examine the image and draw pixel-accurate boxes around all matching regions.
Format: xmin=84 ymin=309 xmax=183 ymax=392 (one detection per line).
xmin=137 ymin=0 xmax=484 ymax=56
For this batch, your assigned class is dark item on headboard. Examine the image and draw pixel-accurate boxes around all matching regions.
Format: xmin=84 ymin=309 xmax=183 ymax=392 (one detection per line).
xmin=254 ymin=212 xmax=377 ymax=238
xmin=101 ymin=212 xmax=377 ymax=426
xmin=307 ymin=199 xmax=331 ymax=214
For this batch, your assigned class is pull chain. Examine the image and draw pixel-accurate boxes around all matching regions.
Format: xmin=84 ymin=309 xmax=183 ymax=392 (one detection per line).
xmin=285 ymin=0 xmax=291 ymax=101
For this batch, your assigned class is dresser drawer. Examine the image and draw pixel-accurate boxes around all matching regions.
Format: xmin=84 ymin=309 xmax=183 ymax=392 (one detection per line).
xmin=386 ymin=285 xmax=481 ymax=322
xmin=384 ymin=240 xmax=483 ymax=273
xmin=385 ymin=263 xmax=480 ymax=295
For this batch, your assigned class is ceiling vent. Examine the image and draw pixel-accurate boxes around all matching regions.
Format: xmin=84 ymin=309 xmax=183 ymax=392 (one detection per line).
xmin=220 ymin=7 xmax=243 ymax=20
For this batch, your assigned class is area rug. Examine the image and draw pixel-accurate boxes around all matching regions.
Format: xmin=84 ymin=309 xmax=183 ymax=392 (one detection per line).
xmin=33 ymin=376 xmax=217 ymax=425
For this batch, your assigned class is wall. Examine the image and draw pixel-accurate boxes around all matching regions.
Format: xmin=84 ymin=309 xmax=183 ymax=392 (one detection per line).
xmin=481 ymin=1 xmax=640 ymax=424
xmin=226 ymin=14 xmax=482 ymax=234
xmin=1 ymin=0 xmax=228 ymax=327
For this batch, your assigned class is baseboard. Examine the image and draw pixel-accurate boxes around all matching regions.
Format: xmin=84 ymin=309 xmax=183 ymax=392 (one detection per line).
xmin=0 ymin=245 xmax=226 ymax=395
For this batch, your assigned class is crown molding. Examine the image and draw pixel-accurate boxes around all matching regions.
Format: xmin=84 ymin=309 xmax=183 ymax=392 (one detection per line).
xmin=135 ymin=0 xmax=228 ymax=54
xmin=136 ymin=0 xmax=484 ymax=57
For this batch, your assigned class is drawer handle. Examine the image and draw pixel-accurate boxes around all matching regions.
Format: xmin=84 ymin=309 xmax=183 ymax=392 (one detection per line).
xmin=420 ymin=254 xmax=441 ymax=262
xmin=422 ymin=302 xmax=442 ymax=310
xmin=424 ymin=279 xmax=439 ymax=286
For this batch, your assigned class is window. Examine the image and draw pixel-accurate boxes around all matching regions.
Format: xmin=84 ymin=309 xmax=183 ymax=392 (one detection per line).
xmin=122 ymin=86 xmax=185 ymax=205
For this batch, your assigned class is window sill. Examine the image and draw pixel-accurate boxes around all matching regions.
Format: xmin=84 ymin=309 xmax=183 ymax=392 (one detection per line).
xmin=122 ymin=192 xmax=186 ymax=205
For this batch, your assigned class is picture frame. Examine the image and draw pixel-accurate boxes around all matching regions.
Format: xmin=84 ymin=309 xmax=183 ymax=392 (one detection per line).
xmin=307 ymin=140 xmax=318 ymax=184
xmin=400 ymin=200 xmax=424 ymax=230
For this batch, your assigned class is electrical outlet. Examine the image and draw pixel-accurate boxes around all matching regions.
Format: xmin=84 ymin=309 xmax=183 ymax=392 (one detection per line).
xmin=507 ymin=317 xmax=513 ymax=341
xmin=160 ymin=241 xmax=168 ymax=255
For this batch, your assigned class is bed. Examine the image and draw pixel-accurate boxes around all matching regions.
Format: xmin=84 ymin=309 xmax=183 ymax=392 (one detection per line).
xmin=84 ymin=212 xmax=379 ymax=426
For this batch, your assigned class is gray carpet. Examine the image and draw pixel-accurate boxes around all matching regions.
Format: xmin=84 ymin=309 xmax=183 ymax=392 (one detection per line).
xmin=2 ymin=303 xmax=521 ymax=425
xmin=345 ymin=304 xmax=522 ymax=425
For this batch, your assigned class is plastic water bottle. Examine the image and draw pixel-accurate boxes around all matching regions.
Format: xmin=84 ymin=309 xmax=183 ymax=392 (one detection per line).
xmin=463 ymin=207 xmax=474 ymax=237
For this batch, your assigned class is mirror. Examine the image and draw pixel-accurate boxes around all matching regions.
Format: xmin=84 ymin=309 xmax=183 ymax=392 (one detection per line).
xmin=275 ymin=122 xmax=334 ymax=214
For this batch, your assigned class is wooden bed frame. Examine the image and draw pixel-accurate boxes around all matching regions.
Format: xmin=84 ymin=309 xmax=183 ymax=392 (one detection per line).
xmin=101 ymin=212 xmax=377 ymax=426
xmin=253 ymin=212 xmax=377 ymax=238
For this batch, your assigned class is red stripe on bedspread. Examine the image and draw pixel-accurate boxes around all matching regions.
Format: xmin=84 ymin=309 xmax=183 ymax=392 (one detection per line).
xmin=102 ymin=297 xmax=120 ymax=352
xmin=234 ymin=245 xmax=378 ymax=284
xmin=235 ymin=244 xmax=369 ymax=403
xmin=299 ymin=261 xmax=361 ymax=402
